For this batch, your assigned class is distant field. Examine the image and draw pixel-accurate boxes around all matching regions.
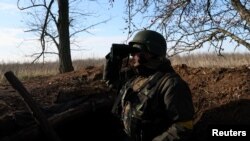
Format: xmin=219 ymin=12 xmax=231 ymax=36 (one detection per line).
xmin=0 ymin=59 xmax=104 ymax=83
xmin=0 ymin=53 xmax=249 ymax=83
xmin=170 ymin=53 xmax=250 ymax=68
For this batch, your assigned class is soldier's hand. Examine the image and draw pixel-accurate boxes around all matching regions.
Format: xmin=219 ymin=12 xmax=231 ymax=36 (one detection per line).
xmin=103 ymin=53 xmax=121 ymax=88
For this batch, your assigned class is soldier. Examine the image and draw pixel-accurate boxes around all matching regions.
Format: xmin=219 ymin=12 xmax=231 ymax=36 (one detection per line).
xmin=104 ymin=30 xmax=194 ymax=141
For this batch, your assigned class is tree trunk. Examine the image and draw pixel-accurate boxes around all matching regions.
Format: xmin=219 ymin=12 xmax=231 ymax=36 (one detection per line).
xmin=58 ymin=0 xmax=74 ymax=73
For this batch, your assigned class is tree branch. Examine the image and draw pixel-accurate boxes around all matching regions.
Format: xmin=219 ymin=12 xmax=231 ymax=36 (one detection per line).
xmin=218 ymin=28 xmax=250 ymax=51
xmin=69 ymin=18 xmax=110 ymax=37
xmin=40 ymin=0 xmax=55 ymax=48
xmin=231 ymin=0 xmax=250 ymax=25
xmin=17 ymin=0 xmax=44 ymax=10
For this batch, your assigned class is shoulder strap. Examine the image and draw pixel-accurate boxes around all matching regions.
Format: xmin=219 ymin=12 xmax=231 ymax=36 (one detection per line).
xmin=136 ymin=72 xmax=175 ymax=112
xmin=136 ymin=72 xmax=165 ymax=93
xmin=147 ymin=72 xmax=177 ymax=98
xmin=134 ymin=72 xmax=177 ymax=117
xmin=111 ymin=75 xmax=136 ymax=115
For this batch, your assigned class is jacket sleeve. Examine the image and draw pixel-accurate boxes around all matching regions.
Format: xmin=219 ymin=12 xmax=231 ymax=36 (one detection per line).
xmin=152 ymin=76 xmax=194 ymax=141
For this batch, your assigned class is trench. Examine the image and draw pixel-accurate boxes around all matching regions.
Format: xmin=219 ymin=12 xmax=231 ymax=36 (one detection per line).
xmin=54 ymin=106 xmax=125 ymax=141
xmin=0 ymin=97 xmax=126 ymax=141
xmin=4 ymin=96 xmax=250 ymax=141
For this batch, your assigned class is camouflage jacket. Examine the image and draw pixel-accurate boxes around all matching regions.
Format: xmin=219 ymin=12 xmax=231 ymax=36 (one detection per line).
xmin=114 ymin=65 xmax=194 ymax=141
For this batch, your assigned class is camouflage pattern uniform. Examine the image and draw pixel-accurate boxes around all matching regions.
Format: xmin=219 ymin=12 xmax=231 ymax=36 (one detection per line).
xmin=114 ymin=58 xmax=194 ymax=141
xmin=108 ymin=30 xmax=194 ymax=141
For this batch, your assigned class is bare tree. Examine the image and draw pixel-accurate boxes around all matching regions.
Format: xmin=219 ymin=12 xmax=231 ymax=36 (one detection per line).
xmin=17 ymin=0 xmax=108 ymax=73
xmin=118 ymin=0 xmax=250 ymax=56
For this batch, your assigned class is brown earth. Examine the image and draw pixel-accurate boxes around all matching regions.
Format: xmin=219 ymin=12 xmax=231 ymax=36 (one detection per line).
xmin=0 ymin=64 xmax=250 ymax=141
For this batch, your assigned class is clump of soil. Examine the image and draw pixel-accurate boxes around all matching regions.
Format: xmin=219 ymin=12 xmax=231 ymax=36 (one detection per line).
xmin=0 ymin=64 xmax=249 ymax=141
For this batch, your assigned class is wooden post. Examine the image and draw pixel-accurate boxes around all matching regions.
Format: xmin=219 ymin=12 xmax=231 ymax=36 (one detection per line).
xmin=4 ymin=71 xmax=61 ymax=141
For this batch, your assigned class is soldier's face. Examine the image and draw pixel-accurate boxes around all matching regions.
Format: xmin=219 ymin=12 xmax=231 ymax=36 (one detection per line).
xmin=131 ymin=52 xmax=152 ymax=67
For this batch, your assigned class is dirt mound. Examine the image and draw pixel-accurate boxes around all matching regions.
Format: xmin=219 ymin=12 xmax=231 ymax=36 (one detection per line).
xmin=174 ymin=64 xmax=250 ymax=140
xmin=0 ymin=64 xmax=249 ymax=140
xmin=175 ymin=64 xmax=250 ymax=120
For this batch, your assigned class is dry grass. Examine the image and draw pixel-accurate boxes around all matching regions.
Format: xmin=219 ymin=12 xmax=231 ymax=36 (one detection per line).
xmin=170 ymin=53 xmax=250 ymax=68
xmin=0 ymin=59 xmax=104 ymax=83
xmin=0 ymin=53 xmax=249 ymax=83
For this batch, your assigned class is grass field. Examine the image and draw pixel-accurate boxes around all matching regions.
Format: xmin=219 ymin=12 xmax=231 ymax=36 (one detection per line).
xmin=171 ymin=53 xmax=250 ymax=67
xmin=0 ymin=53 xmax=249 ymax=83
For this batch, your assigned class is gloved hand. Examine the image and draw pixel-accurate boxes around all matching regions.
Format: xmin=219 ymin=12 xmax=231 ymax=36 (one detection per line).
xmin=103 ymin=53 xmax=122 ymax=88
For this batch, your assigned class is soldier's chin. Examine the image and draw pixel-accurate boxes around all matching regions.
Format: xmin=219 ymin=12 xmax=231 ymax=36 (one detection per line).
xmin=133 ymin=62 xmax=140 ymax=67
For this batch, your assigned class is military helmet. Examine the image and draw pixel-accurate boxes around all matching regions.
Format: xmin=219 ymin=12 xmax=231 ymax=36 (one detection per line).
xmin=129 ymin=30 xmax=166 ymax=56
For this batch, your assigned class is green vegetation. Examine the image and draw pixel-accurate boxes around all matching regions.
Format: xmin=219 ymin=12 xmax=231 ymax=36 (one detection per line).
xmin=0 ymin=54 xmax=249 ymax=83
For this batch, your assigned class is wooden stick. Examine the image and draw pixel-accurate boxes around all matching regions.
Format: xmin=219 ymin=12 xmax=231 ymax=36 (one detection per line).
xmin=0 ymin=95 xmax=113 ymax=141
xmin=4 ymin=71 xmax=61 ymax=141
